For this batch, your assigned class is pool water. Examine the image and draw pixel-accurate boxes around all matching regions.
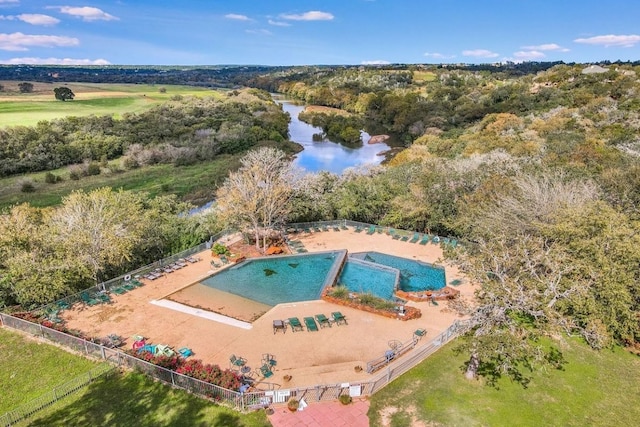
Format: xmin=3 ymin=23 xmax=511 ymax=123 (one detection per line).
xmin=337 ymin=259 xmax=399 ymax=300
xmin=351 ymin=251 xmax=446 ymax=292
xmin=200 ymin=251 xmax=345 ymax=306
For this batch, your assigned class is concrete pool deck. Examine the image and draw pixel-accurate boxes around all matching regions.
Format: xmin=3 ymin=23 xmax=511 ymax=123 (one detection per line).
xmin=60 ymin=227 xmax=474 ymax=391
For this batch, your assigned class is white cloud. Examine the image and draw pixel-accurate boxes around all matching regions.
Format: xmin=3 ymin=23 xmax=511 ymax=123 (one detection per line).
xmin=0 ymin=32 xmax=79 ymax=51
xmin=18 ymin=14 xmax=60 ymax=25
xmin=361 ymin=60 xmax=390 ymax=65
xmin=462 ymin=49 xmax=499 ymax=58
xmin=268 ymin=19 xmax=290 ymax=27
xmin=513 ymin=50 xmax=546 ymax=60
xmin=280 ymin=11 xmax=334 ymax=21
xmin=225 ymin=13 xmax=250 ymax=21
xmin=56 ymin=6 xmax=118 ymax=22
xmin=424 ymin=52 xmax=455 ymax=59
xmin=522 ymin=43 xmax=569 ymax=52
xmin=0 ymin=56 xmax=110 ymax=65
xmin=574 ymin=34 xmax=640 ymax=47
xmin=0 ymin=0 xmax=19 ymax=3
xmin=246 ymin=29 xmax=272 ymax=36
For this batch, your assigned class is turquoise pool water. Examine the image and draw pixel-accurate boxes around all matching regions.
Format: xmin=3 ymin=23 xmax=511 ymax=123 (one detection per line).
xmin=337 ymin=259 xmax=399 ymax=300
xmin=352 ymin=251 xmax=446 ymax=292
xmin=200 ymin=251 xmax=344 ymax=306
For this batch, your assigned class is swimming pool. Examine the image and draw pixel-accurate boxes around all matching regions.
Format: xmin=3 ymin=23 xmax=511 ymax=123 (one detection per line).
xmin=337 ymin=258 xmax=399 ymax=300
xmin=350 ymin=251 xmax=446 ymax=292
xmin=200 ymin=250 xmax=346 ymax=306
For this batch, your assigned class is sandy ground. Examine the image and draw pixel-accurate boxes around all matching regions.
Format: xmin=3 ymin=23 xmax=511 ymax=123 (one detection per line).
xmin=61 ymin=228 xmax=474 ymax=389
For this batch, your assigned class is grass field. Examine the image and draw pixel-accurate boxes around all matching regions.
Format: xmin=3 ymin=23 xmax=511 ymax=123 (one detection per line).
xmin=0 ymin=156 xmax=239 ymax=210
xmin=0 ymin=328 xmax=101 ymax=414
xmin=368 ymin=337 xmax=640 ymax=427
xmin=0 ymin=81 xmax=221 ymax=127
xmin=0 ymin=328 xmax=269 ymax=427
xmin=412 ymin=71 xmax=437 ymax=83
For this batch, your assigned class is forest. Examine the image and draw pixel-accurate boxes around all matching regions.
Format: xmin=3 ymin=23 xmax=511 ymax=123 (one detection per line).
xmin=1 ymin=62 xmax=639 ymax=383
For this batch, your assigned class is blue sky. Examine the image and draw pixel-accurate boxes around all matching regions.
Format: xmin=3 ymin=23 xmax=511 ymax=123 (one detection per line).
xmin=0 ymin=0 xmax=639 ymax=66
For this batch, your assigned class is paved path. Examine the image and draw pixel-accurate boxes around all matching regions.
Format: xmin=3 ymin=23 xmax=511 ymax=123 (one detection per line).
xmin=268 ymin=399 xmax=370 ymax=427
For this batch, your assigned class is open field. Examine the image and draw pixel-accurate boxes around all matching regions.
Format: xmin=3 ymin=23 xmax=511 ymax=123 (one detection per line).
xmin=0 ymin=156 xmax=239 ymax=210
xmin=412 ymin=71 xmax=437 ymax=83
xmin=368 ymin=338 xmax=640 ymax=427
xmin=0 ymin=82 xmax=221 ymax=127
xmin=0 ymin=328 xmax=101 ymax=414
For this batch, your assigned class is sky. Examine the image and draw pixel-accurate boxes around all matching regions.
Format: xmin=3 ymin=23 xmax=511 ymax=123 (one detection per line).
xmin=0 ymin=0 xmax=639 ymax=66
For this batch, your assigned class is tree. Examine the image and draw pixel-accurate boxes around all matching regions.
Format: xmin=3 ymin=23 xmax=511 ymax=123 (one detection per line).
xmin=18 ymin=82 xmax=34 ymax=93
xmin=215 ymin=147 xmax=296 ymax=251
xmin=54 ymin=87 xmax=75 ymax=101
xmin=49 ymin=187 xmax=146 ymax=283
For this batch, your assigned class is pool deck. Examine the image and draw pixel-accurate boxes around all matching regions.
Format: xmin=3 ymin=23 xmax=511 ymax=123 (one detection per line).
xmin=60 ymin=227 xmax=475 ymax=391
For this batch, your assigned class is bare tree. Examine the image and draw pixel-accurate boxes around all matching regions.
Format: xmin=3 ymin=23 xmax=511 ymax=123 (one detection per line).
xmin=215 ymin=147 xmax=297 ymax=251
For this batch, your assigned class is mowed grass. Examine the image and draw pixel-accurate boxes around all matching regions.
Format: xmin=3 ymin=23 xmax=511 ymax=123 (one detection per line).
xmin=412 ymin=71 xmax=437 ymax=83
xmin=0 ymin=81 xmax=222 ymax=127
xmin=1 ymin=328 xmax=269 ymax=427
xmin=0 ymin=328 xmax=101 ymax=413
xmin=24 ymin=372 xmax=270 ymax=427
xmin=368 ymin=338 xmax=640 ymax=427
xmin=0 ymin=155 xmax=240 ymax=210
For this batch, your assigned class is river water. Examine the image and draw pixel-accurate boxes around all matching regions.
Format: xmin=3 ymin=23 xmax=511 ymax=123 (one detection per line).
xmin=278 ymin=100 xmax=392 ymax=174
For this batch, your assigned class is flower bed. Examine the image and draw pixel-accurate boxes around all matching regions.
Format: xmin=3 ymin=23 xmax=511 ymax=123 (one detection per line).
xmin=322 ymin=291 xmax=421 ymax=321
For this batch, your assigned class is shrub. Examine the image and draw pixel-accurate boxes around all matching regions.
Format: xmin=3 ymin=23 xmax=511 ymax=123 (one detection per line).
xmin=122 ymin=156 xmax=139 ymax=170
xmin=85 ymin=162 xmax=101 ymax=176
xmin=287 ymin=398 xmax=299 ymax=412
xmin=339 ymin=394 xmax=353 ymax=405
xmin=212 ymin=243 xmax=229 ymax=255
xmin=329 ymin=285 xmax=349 ymax=299
xmin=20 ymin=179 xmax=35 ymax=193
xmin=69 ymin=170 xmax=80 ymax=180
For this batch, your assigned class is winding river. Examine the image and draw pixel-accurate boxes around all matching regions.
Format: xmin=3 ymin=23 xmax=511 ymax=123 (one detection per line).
xmin=278 ymin=100 xmax=392 ymax=174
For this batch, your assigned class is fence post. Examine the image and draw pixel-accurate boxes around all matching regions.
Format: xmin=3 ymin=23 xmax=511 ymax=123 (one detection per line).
xmin=40 ymin=323 xmax=44 ymax=337
xmin=171 ymin=371 xmax=176 ymax=386
xmin=101 ymin=346 xmax=106 ymax=360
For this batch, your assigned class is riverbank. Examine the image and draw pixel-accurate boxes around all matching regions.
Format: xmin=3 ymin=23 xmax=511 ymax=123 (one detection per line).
xmin=368 ymin=134 xmax=391 ymax=144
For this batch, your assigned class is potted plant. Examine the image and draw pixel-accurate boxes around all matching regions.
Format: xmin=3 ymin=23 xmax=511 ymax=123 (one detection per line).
xmin=287 ymin=398 xmax=299 ymax=412
xmin=283 ymin=374 xmax=292 ymax=382
xmin=354 ymin=365 xmax=363 ymax=373
xmin=339 ymin=394 xmax=353 ymax=405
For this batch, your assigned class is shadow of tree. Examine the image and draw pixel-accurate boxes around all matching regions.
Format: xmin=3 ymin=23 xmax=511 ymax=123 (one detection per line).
xmin=27 ymin=371 xmax=266 ymax=427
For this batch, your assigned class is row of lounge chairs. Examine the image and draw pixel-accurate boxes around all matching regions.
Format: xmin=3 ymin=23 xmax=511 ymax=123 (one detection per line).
xmin=286 ymin=312 xmax=347 ymax=332
xmin=288 ymin=223 xmax=348 ymax=234
xmin=142 ymin=256 xmax=200 ymax=280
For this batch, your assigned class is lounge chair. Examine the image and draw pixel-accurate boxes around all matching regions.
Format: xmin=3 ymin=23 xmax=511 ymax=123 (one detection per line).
xmin=354 ymin=225 xmax=363 ymax=233
xmin=138 ymin=344 xmax=157 ymax=354
xmin=313 ymin=226 xmax=322 ymax=233
xmin=304 ymin=316 xmax=319 ymax=332
xmin=288 ymin=317 xmax=304 ymax=332
xmin=111 ymin=286 xmax=127 ymax=295
xmin=333 ymin=224 xmax=340 ymax=231
xmin=178 ymin=347 xmax=193 ymax=358
xmin=450 ymin=279 xmax=463 ymax=286
xmin=258 ymin=364 xmax=273 ymax=378
xmin=332 ymin=311 xmax=347 ymax=325
xmin=122 ymin=282 xmax=136 ymax=291
xmin=431 ymin=236 xmax=441 ymax=245
xmin=230 ymin=354 xmax=247 ymax=367
xmin=315 ymin=314 xmax=331 ymax=328
xmin=322 ymin=224 xmax=329 ymax=232
xmin=419 ymin=234 xmax=430 ymax=245
xmin=80 ymin=292 xmax=100 ymax=306
xmin=155 ymin=344 xmax=176 ymax=357
xmin=390 ymin=229 xmax=401 ymax=240
xmin=262 ymin=353 xmax=277 ymax=367
xmin=56 ymin=300 xmax=71 ymax=310
xmin=400 ymin=234 xmax=409 ymax=242
xmin=413 ymin=328 xmax=427 ymax=341
xmin=366 ymin=225 xmax=376 ymax=235
xmin=219 ymin=254 xmax=229 ymax=264
xmin=340 ymin=223 xmax=348 ymax=230
xmin=409 ymin=232 xmax=420 ymax=243
xmin=96 ymin=292 xmax=112 ymax=304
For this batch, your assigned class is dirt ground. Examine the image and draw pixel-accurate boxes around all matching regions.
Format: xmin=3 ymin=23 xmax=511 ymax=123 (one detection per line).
xmin=60 ymin=228 xmax=474 ymax=389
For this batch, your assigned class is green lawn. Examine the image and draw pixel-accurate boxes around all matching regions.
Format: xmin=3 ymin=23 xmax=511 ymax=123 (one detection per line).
xmin=0 ymin=328 xmax=101 ymax=413
xmin=368 ymin=338 xmax=640 ymax=427
xmin=25 ymin=372 xmax=270 ymax=427
xmin=0 ymin=82 xmax=221 ymax=127
xmin=0 ymin=328 xmax=269 ymax=427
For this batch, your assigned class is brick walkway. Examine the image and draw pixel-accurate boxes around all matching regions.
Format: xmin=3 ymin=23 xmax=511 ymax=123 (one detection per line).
xmin=268 ymin=399 xmax=370 ymax=427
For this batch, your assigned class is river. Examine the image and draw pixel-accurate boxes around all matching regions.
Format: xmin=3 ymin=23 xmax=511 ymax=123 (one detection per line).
xmin=278 ymin=100 xmax=393 ymax=174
